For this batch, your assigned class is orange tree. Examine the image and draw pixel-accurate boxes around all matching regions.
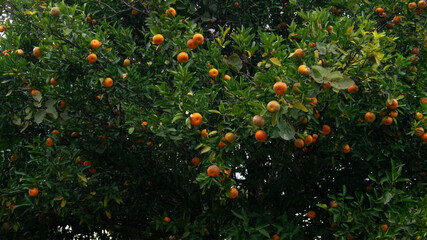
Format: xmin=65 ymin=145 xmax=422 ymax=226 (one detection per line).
xmin=0 ymin=0 xmax=426 ymax=239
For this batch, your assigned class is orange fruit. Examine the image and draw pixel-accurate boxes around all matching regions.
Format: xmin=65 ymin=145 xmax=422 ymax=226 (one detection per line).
xmin=187 ymin=39 xmax=197 ymax=49
xmin=131 ymin=9 xmax=139 ymax=16
xmin=419 ymin=0 xmax=427 ymax=9
xmin=58 ymin=100 xmax=66 ymax=109
xmin=252 ymin=115 xmax=265 ymax=127
xmin=225 ymin=132 xmax=236 ymax=143
xmin=386 ymin=99 xmax=398 ymax=109
xmin=255 ymin=130 xmax=267 ymax=142
xmin=273 ymin=81 xmax=287 ymax=95
xmin=8 ymin=204 xmax=15 ymax=211
xmin=52 ymin=130 xmax=60 ymax=136
xmin=272 ymin=234 xmax=280 ymax=240
xmin=330 ymin=200 xmax=338 ymax=208
xmin=201 ymin=129 xmax=208 ymax=138
xmin=342 ymin=144 xmax=350 ymax=153
xmin=10 ymin=155 xmax=18 ymax=162
xmin=389 ymin=110 xmax=398 ymax=118
xmin=31 ymin=90 xmax=41 ymax=96
xmin=0 ymin=25 xmax=4 ymax=32
xmin=166 ymin=7 xmax=176 ymax=17
xmin=312 ymin=134 xmax=318 ymax=143
xmin=294 ymin=48 xmax=305 ymax=58
xmin=314 ymin=110 xmax=320 ymax=119
xmin=420 ymin=98 xmax=427 ymax=104
xmin=415 ymin=127 xmax=424 ymax=136
xmin=327 ymin=25 xmax=333 ymax=33
xmin=164 ymin=217 xmax=171 ymax=223
xmin=146 ymin=141 xmax=152 ymax=146
xmin=382 ymin=116 xmax=393 ymax=125
xmin=141 ymin=121 xmax=148 ymax=126
xmin=46 ymin=138 xmax=53 ymax=146
xmin=104 ymin=78 xmax=113 ymax=88
xmin=192 ymin=157 xmax=200 ymax=166
xmin=393 ymin=16 xmax=402 ymax=24
xmin=415 ymin=112 xmax=423 ymax=120
xmin=177 ymin=52 xmax=189 ymax=63
xmin=293 ymin=83 xmax=301 ymax=93
xmin=209 ymin=68 xmax=219 ymax=78
xmin=411 ymin=47 xmax=420 ymax=55
xmin=375 ymin=7 xmax=383 ymax=15
xmin=71 ymin=131 xmax=78 ymax=138
xmin=153 ymin=34 xmax=164 ymax=45
xmin=365 ymin=112 xmax=376 ymax=122
xmin=90 ymin=39 xmax=101 ymax=49
xmin=310 ymin=42 xmax=317 ymax=48
xmin=207 ymin=165 xmax=220 ymax=177
xmin=89 ymin=168 xmax=96 ymax=174
xmin=193 ymin=33 xmax=204 ymax=45
xmin=190 ymin=113 xmax=202 ymax=126
xmin=51 ymin=7 xmax=60 ymax=16
xmin=421 ymin=133 xmax=427 ymax=142
xmin=322 ymin=82 xmax=332 ymax=89
xmin=381 ymin=224 xmax=388 ymax=231
xmin=83 ymin=160 xmax=92 ymax=167
xmin=298 ymin=65 xmax=310 ymax=76
xmin=309 ymin=97 xmax=317 ymax=107
xmin=223 ymin=74 xmax=231 ymax=80
xmin=218 ymin=137 xmax=227 ymax=149
xmin=322 ymin=125 xmax=331 ymax=135
xmin=347 ymin=84 xmax=359 ymax=93
xmin=87 ymin=53 xmax=97 ymax=64
xmin=16 ymin=49 xmax=24 ymax=56
xmin=33 ymin=47 xmax=42 ymax=58
xmin=304 ymin=135 xmax=313 ymax=145
xmin=123 ymin=59 xmax=131 ymax=67
xmin=28 ymin=188 xmax=39 ymax=197
xmin=228 ymin=187 xmax=238 ymax=199
xmin=347 ymin=233 xmax=355 ymax=240
xmin=410 ymin=56 xmax=419 ymax=64
xmin=307 ymin=210 xmax=316 ymax=219
xmin=295 ymin=139 xmax=304 ymax=148
xmin=267 ymin=100 xmax=280 ymax=113
xmin=50 ymin=78 xmax=58 ymax=86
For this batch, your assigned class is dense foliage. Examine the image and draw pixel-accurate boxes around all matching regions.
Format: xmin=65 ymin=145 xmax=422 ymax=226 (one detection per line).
xmin=0 ymin=0 xmax=426 ymax=239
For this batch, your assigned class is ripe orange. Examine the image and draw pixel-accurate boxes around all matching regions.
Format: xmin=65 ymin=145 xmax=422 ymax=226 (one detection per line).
xmin=187 ymin=39 xmax=197 ymax=49
xmin=347 ymin=233 xmax=355 ymax=240
xmin=225 ymin=132 xmax=236 ymax=143
xmin=365 ymin=112 xmax=376 ymax=122
xmin=411 ymin=47 xmax=420 ymax=55
xmin=272 ymin=234 xmax=280 ymax=240
xmin=33 ymin=47 xmax=42 ymax=58
xmin=421 ymin=133 xmax=427 ymax=142
xmin=58 ymin=100 xmax=66 ymax=109
xmin=31 ymin=90 xmax=41 ymax=96
xmin=50 ymin=78 xmax=58 ymax=86
xmin=420 ymin=98 xmax=427 ymax=104
xmin=294 ymin=48 xmax=305 ymax=58
xmin=190 ymin=113 xmax=202 ymax=126
xmin=314 ymin=110 xmax=320 ymax=119
xmin=310 ymin=97 xmax=317 ymax=107
xmin=104 ymin=78 xmax=113 ymax=88
xmin=193 ymin=33 xmax=204 ymax=45
xmin=375 ymin=7 xmax=383 ymax=15
xmin=347 ymin=84 xmax=359 ymax=93
xmin=267 ymin=100 xmax=280 ymax=113
xmin=253 ymin=115 xmax=265 ymax=127
xmin=28 ymin=188 xmax=39 ymax=197
xmin=46 ymin=138 xmax=53 ymax=146
xmin=201 ymin=129 xmax=208 ymax=139
xmin=389 ymin=110 xmax=398 ymax=118
xmin=298 ymin=65 xmax=310 ymax=76
xmin=141 ymin=121 xmax=148 ymax=126
xmin=342 ymin=144 xmax=350 ymax=153
xmin=83 ymin=160 xmax=92 ymax=167
xmin=386 ymin=99 xmax=398 ymax=109
xmin=123 ymin=59 xmax=131 ymax=67
xmin=164 ymin=217 xmax=171 ymax=223
xmin=10 ymin=155 xmax=18 ymax=162
xmin=153 ymin=34 xmax=164 ymax=45
xmin=71 ymin=132 xmax=78 ymax=138
xmin=52 ymin=130 xmax=60 ymax=136
xmin=382 ymin=116 xmax=393 ymax=125
xmin=415 ymin=127 xmax=424 ymax=136
xmin=8 ymin=204 xmax=15 ymax=211
xmin=209 ymin=68 xmax=219 ymax=78
xmin=393 ymin=16 xmax=402 ymax=24
xmin=295 ymin=139 xmax=304 ymax=148
xmin=166 ymin=7 xmax=176 ymax=17
xmin=87 ymin=53 xmax=97 ymax=64
xmin=307 ymin=210 xmax=316 ymax=219
xmin=255 ymin=130 xmax=267 ymax=142
xmin=89 ymin=168 xmax=96 ymax=174
xmin=218 ymin=137 xmax=227 ymax=149
xmin=273 ymin=81 xmax=287 ymax=95
xmin=419 ymin=0 xmax=427 ymax=9
xmin=146 ymin=141 xmax=152 ymax=146
xmin=304 ymin=135 xmax=313 ymax=145
xmin=415 ymin=112 xmax=423 ymax=120
xmin=312 ymin=134 xmax=318 ymax=143
xmin=207 ymin=165 xmax=220 ymax=177
xmin=51 ymin=7 xmax=60 ymax=16
xmin=293 ymin=83 xmax=301 ymax=93
xmin=223 ymin=74 xmax=231 ymax=80
xmin=16 ymin=49 xmax=24 ymax=56
xmin=322 ymin=82 xmax=332 ymax=90
xmin=381 ymin=224 xmax=388 ymax=231
xmin=177 ymin=52 xmax=189 ymax=63
xmin=90 ymin=39 xmax=101 ymax=49
xmin=322 ymin=125 xmax=331 ymax=135
xmin=330 ymin=200 xmax=338 ymax=208
xmin=228 ymin=187 xmax=238 ymax=199
xmin=0 ymin=25 xmax=4 ymax=32
xmin=192 ymin=157 xmax=200 ymax=166
xmin=310 ymin=42 xmax=317 ymax=48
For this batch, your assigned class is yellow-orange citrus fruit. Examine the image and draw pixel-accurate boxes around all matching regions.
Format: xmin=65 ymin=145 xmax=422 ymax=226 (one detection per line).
xmin=51 ymin=7 xmax=60 ymax=16
xmin=225 ymin=132 xmax=236 ymax=143
xmin=382 ymin=116 xmax=393 ymax=125
xmin=209 ymin=68 xmax=219 ymax=78
xmin=87 ymin=53 xmax=97 ymax=64
xmin=223 ymin=74 xmax=231 ymax=80
xmin=255 ymin=130 xmax=267 ymax=142
xmin=190 ymin=113 xmax=202 ymax=126
xmin=365 ymin=112 xmax=376 ymax=122
xmin=28 ymin=188 xmax=39 ymax=197
xmin=193 ymin=33 xmax=204 ymax=45
xmin=90 ymin=39 xmax=101 ymax=49
xmin=342 ymin=144 xmax=350 ymax=153
xmin=294 ymin=48 xmax=305 ymax=58
xmin=201 ymin=129 xmax=208 ymax=138
xmin=192 ymin=157 xmax=200 ymax=166
xmin=295 ymin=139 xmax=304 ymax=148
xmin=298 ymin=65 xmax=310 ymax=76
xmin=187 ymin=39 xmax=197 ymax=49
xmin=177 ymin=52 xmax=189 ymax=63
xmin=304 ymin=135 xmax=313 ymax=145
xmin=228 ymin=188 xmax=238 ymax=199
xmin=166 ymin=7 xmax=176 ymax=17
xmin=153 ymin=34 xmax=164 ymax=45
xmin=415 ymin=127 xmax=424 ymax=136
xmin=207 ymin=165 xmax=220 ymax=177
xmin=33 ymin=47 xmax=42 ymax=58
xmin=267 ymin=100 xmax=280 ymax=113
xmin=104 ymin=78 xmax=113 ymax=88
xmin=348 ymin=84 xmax=359 ymax=93
xmin=252 ymin=115 xmax=265 ymax=127
xmin=307 ymin=210 xmax=316 ymax=219
xmin=386 ymin=99 xmax=398 ymax=109
xmin=322 ymin=125 xmax=331 ymax=135
xmin=123 ymin=59 xmax=131 ymax=67
xmin=46 ymin=138 xmax=53 ymax=146
xmin=273 ymin=81 xmax=287 ymax=95
xmin=164 ymin=217 xmax=171 ymax=223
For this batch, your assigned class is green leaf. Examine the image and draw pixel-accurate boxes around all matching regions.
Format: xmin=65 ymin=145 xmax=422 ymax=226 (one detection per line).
xmin=172 ymin=113 xmax=185 ymax=123
xmin=223 ymin=54 xmax=242 ymax=72
xmin=293 ymin=100 xmax=308 ymax=112
xmin=77 ymin=173 xmax=87 ymax=183
xmin=258 ymin=229 xmax=270 ymax=238
xmin=128 ymin=127 xmax=135 ymax=134
xmin=201 ymin=146 xmax=211 ymax=154
xmin=330 ymin=76 xmax=354 ymax=90
xmin=34 ymin=109 xmax=46 ymax=124
xmin=269 ymin=57 xmax=281 ymax=66
xmin=277 ymin=121 xmax=295 ymax=140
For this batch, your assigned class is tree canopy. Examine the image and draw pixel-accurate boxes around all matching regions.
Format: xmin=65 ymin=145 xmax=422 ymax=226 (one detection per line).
xmin=0 ymin=0 xmax=426 ymax=239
